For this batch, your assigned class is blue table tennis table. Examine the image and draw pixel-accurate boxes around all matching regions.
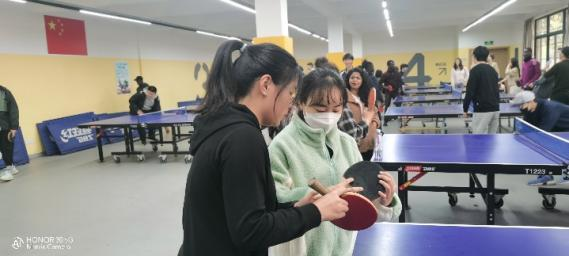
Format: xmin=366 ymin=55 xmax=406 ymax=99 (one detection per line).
xmin=384 ymin=103 xmax=521 ymax=133
xmin=373 ymin=118 xmax=569 ymax=224
xmin=78 ymin=108 xmax=196 ymax=163
xmin=394 ymin=91 xmax=514 ymax=105
xmin=354 ymin=223 xmax=569 ymax=256
xmin=404 ymin=84 xmax=455 ymax=95
xmin=403 ymin=83 xmax=448 ymax=90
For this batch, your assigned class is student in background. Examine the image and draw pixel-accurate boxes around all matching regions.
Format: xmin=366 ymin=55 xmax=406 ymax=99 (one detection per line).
xmin=314 ymin=57 xmax=329 ymax=69
xmin=451 ymin=58 xmax=469 ymax=88
xmin=375 ymin=69 xmax=383 ymax=84
xmin=269 ymin=68 xmax=401 ymax=256
xmin=361 ymin=59 xmax=384 ymax=105
xmin=179 ymin=41 xmax=355 ymax=256
xmin=340 ymin=53 xmax=355 ymax=80
xmin=339 ymin=68 xmax=380 ymax=160
xmin=487 ymin=54 xmax=500 ymax=78
xmin=520 ymin=48 xmax=542 ymax=90
xmin=306 ymin=62 xmax=315 ymax=73
xmin=129 ymin=86 xmax=161 ymax=144
xmin=463 ymin=46 xmax=500 ymax=134
xmin=400 ymin=64 xmax=409 ymax=78
xmin=134 ymin=76 xmax=149 ymax=94
xmin=500 ymin=58 xmax=521 ymax=95
xmin=511 ymin=91 xmax=569 ymax=185
xmin=543 ymin=46 xmax=569 ymax=105
xmin=382 ymin=60 xmax=404 ymax=114
xmin=0 ymin=85 xmax=20 ymax=182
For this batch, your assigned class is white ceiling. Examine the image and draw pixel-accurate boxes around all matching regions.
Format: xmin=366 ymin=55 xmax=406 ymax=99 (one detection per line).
xmin=26 ymin=0 xmax=569 ymax=40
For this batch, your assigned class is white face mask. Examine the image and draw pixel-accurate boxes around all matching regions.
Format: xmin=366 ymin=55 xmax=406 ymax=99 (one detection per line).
xmin=304 ymin=112 xmax=341 ymax=133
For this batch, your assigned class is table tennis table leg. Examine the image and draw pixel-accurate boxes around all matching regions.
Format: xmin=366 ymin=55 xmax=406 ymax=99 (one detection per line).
xmin=486 ymin=173 xmax=496 ymax=225
xmin=398 ymin=171 xmax=410 ymax=223
xmin=96 ymin=128 xmax=104 ymax=162
xmin=469 ymin=173 xmax=476 ymax=198
xmin=128 ymin=127 xmax=135 ymax=153
xmin=122 ymin=127 xmax=130 ymax=155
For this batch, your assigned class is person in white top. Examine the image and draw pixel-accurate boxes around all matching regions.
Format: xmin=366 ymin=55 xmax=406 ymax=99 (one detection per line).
xmin=499 ymin=58 xmax=521 ymax=95
xmin=451 ymin=58 xmax=469 ymax=88
xmin=488 ymin=54 xmax=500 ymax=78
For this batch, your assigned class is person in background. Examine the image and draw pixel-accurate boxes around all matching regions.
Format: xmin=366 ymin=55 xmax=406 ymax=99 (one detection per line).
xmin=314 ymin=57 xmax=329 ymax=69
xmin=134 ymin=76 xmax=149 ymax=94
xmin=339 ymin=68 xmax=380 ymax=160
xmin=306 ymin=62 xmax=315 ymax=73
xmin=129 ymin=85 xmax=161 ymax=144
xmin=375 ymin=69 xmax=383 ymax=84
xmin=269 ymin=68 xmax=401 ymax=256
xmin=340 ymin=53 xmax=355 ymax=80
xmin=382 ymin=60 xmax=404 ymax=115
xmin=0 ymin=85 xmax=20 ymax=182
xmin=179 ymin=40 xmax=354 ymax=256
xmin=510 ymin=91 xmax=569 ymax=185
xmin=463 ymin=46 xmax=500 ymax=134
xmin=543 ymin=47 xmax=569 ymax=105
xmin=451 ymin=58 xmax=469 ymax=88
xmin=500 ymin=58 xmax=521 ymax=95
xmin=487 ymin=54 xmax=500 ymax=78
xmin=361 ymin=59 xmax=384 ymax=105
xmin=520 ymin=48 xmax=542 ymax=90
xmin=400 ymin=64 xmax=409 ymax=78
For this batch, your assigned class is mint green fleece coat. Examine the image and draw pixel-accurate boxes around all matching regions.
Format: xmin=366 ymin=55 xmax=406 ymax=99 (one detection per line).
xmin=268 ymin=113 xmax=402 ymax=256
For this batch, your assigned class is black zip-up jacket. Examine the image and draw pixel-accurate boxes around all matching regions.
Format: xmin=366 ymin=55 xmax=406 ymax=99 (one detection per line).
xmin=0 ymin=85 xmax=19 ymax=130
xmin=178 ymin=103 xmax=321 ymax=256
xmin=463 ymin=63 xmax=500 ymax=113
xmin=128 ymin=92 xmax=161 ymax=115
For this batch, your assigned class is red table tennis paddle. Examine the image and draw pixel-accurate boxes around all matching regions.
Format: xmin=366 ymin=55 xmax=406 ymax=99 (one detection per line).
xmin=309 ymin=179 xmax=377 ymax=231
xmin=368 ymin=88 xmax=377 ymax=108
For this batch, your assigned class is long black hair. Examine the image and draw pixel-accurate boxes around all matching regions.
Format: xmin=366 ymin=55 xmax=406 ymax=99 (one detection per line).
xmin=453 ymin=58 xmax=464 ymax=70
xmin=361 ymin=59 xmax=375 ymax=76
xmin=510 ymin=58 xmax=520 ymax=77
xmin=198 ymin=40 xmax=302 ymax=114
xmin=344 ymin=68 xmax=372 ymax=107
xmin=296 ymin=68 xmax=347 ymax=108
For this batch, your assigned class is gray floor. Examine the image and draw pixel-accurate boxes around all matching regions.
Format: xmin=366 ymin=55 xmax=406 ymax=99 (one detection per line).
xmin=0 ymin=116 xmax=568 ymax=256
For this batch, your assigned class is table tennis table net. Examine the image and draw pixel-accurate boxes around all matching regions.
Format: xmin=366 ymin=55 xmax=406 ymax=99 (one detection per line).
xmin=515 ymin=118 xmax=569 ymax=163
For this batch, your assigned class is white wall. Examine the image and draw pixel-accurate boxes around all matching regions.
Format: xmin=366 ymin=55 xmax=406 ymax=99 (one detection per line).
xmin=363 ymin=26 xmax=459 ymax=54
xmin=458 ymin=21 xmax=524 ymax=49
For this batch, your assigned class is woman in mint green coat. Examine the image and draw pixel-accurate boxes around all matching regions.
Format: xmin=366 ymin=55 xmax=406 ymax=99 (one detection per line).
xmin=269 ymin=68 xmax=402 ymax=256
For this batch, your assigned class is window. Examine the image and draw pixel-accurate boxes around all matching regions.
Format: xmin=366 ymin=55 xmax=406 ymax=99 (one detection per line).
xmin=535 ymin=10 xmax=566 ymax=68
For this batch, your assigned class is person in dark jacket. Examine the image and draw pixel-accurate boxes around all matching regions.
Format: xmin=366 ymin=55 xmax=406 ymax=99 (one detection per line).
xmin=544 ymin=46 xmax=569 ymax=105
xmin=361 ymin=59 xmax=384 ymax=105
xmin=382 ymin=60 xmax=404 ymax=114
xmin=510 ymin=91 xmax=569 ymax=186
xmin=178 ymin=41 xmax=357 ymax=256
xmin=129 ymin=85 xmax=161 ymax=144
xmin=0 ymin=85 xmax=20 ymax=182
xmin=134 ymin=76 xmax=149 ymax=94
xmin=463 ymin=46 xmax=500 ymax=134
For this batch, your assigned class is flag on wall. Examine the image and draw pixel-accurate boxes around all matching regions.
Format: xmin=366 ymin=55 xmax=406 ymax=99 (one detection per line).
xmin=44 ymin=15 xmax=88 ymax=56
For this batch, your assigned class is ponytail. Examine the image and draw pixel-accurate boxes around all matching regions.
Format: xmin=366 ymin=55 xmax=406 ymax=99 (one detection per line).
xmin=197 ymin=40 xmax=302 ymax=115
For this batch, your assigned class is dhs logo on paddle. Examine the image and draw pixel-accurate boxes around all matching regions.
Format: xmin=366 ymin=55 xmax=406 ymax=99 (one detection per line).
xmin=60 ymin=127 xmax=94 ymax=143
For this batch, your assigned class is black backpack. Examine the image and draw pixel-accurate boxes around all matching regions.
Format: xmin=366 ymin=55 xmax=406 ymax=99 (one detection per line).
xmin=532 ymin=75 xmax=555 ymax=99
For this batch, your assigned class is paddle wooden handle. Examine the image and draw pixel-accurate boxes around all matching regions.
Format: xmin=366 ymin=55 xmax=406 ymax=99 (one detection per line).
xmin=308 ymin=179 xmax=331 ymax=195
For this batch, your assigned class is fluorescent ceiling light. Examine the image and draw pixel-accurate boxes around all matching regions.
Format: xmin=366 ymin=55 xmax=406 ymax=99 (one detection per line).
xmin=80 ymin=10 xmax=151 ymax=25
xmin=220 ymin=0 xmax=256 ymax=14
xmin=382 ymin=1 xmax=387 ymax=8
xmin=386 ymin=20 xmax=394 ymax=37
xmin=383 ymin=9 xmax=390 ymax=20
xmin=311 ymin=34 xmax=321 ymax=39
xmin=288 ymin=23 xmax=311 ymax=35
xmin=9 ymin=0 xmax=27 ymax=3
xmin=196 ymin=30 xmax=240 ymax=41
xmin=462 ymin=0 xmax=517 ymax=32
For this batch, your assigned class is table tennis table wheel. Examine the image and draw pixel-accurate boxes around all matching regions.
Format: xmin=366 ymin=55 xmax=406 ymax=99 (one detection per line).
xmin=448 ymin=193 xmax=458 ymax=207
xmin=542 ymin=195 xmax=557 ymax=210
xmin=137 ymin=154 xmax=145 ymax=162
xmin=113 ymin=155 xmax=121 ymax=164
xmin=495 ymin=198 xmax=505 ymax=209
xmin=159 ymin=155 xmax=168 ymax=163
xmin=184 ymin=155 xmax=192 ymax=164
xmin=152 ymin=145 xmax=158 ymax=152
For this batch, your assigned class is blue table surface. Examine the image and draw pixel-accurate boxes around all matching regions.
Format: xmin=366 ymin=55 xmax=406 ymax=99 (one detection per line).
xmin=395 ymin=93 xmax=512 ymax=103
xmin=79 ymin=112 xmax=195 ymax=126
xmin=404 ymin=88 xmax=453 ymax=94
xmin=354 ymin=223 xmax=569 ymax=256
xmin=385 ymin=103 xmax=520 ymax=116
xmin=380 ymin=133 xmax=569 ymax=167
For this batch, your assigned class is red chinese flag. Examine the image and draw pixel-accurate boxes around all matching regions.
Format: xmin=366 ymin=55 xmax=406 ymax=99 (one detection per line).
xmin=44 ymin=15 xmax=88 ymax=55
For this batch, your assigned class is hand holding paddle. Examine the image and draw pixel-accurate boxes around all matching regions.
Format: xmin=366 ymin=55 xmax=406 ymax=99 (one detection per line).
xmin=363 ymin=88 xmax=378 ymax=126
xmin=310 ymin=178 xmax=377 ymax=231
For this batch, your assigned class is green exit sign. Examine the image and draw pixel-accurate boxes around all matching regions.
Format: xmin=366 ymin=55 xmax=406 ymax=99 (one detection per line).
xmin=484 ymin=40 xmax=494 ymax=46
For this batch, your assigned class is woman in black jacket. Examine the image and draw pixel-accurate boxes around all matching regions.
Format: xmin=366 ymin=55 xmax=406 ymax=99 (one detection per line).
xmin=178 ymin=41 xmax=356 ymax=256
